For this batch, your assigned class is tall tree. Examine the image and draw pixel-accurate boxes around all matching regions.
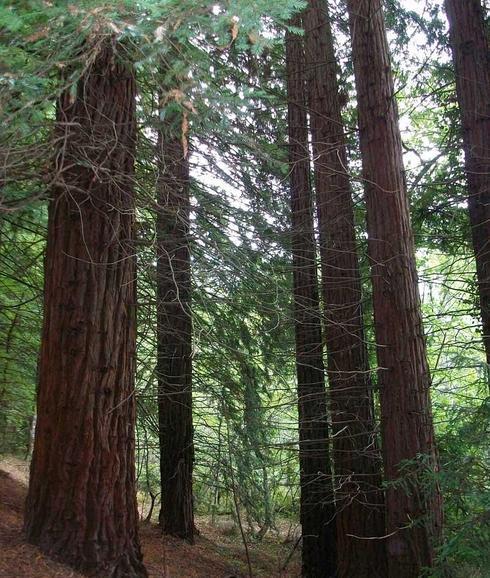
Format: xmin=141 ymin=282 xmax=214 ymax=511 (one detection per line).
xmin=302 ymin=1 xmax=387 ymax=575
xmin=156 ymin=90 xmax=194 ymax=541
xmin=24 ymin=38 xmax=147 ymax=577
xmin=445 ymin=0 xmax=490 ymax=369
xmin=346 ymin=0 xmax=443 ymax=575
xmin=286 ymin=21 xmax=336 ymax=578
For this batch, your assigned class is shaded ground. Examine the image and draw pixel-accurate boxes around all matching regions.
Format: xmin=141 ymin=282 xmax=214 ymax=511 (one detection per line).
xmin=0 ymin=457 xmax=300 ymax=578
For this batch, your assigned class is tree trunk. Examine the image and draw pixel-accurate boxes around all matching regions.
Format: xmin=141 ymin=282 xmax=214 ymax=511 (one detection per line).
xmin=302 ymin=2 xmax=387 ymax=575
xmin=24 ymin=39 xmax=147 ymax=578
xmin=346 ymin=1 xmax=443 ymax=575
xmin=156 ymin=95 xmax=194 ymax=542
xmin=286 ymin=21 xmax=336 ymax=578
xmin=445 ymin=0 xmax=490 ymax=370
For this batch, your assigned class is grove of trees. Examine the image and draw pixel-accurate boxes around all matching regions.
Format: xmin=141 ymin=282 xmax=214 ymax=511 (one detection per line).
xmin=0 ymin=1 xmax=489 ymax=577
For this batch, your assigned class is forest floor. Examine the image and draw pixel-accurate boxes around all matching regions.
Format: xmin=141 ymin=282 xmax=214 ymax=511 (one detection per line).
xmin=0 ymin=456 xmax=301 ymax=578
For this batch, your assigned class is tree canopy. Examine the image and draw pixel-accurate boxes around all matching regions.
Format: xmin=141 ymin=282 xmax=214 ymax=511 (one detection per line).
xmin=0 ymin=1 xmax=489 ymax=577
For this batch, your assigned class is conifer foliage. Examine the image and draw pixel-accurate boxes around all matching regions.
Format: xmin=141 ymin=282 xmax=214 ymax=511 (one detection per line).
xmin=0 ymin=2 xmax=489 ymax=578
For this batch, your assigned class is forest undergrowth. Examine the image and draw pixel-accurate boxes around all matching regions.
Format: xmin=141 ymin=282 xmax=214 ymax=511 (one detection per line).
xmin=0 ymin=456 xmax=301 ymax=578
xmin=1 ymin=1 xmax=490 ymax=577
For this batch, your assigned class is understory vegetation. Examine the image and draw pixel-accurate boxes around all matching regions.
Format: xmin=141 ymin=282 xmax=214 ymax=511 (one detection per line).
xmin=0 ymin=1 xmax=489 ymax=577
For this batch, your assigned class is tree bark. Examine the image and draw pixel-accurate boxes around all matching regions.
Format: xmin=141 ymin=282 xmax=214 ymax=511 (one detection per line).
xmin=156 ymin=95 xmax=194 ymax=542
xmin=24 ymin=39 xmax=147 ymax=577
xmin=346 ymin=1 xmax=443 ymax=575
xmin=302 ymin=1 xmax=387 ymax=575
xmin=286 ymin=21 xmax=336 ymax=578
xmin=445 ymin=0 xmax=490 ymax=370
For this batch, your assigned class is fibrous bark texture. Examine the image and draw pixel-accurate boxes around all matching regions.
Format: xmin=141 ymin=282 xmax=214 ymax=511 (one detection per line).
xmin=286 ymin=22 xmax=336 ymax=578
xmin=156 ymin=99 xmax=194 ymax=542
xmin=346 ymin=1 xmax=443 ymax=575
xmin=24 ymin=39 xmax=147 ymax=578
xmin=303 ymin=1 xmax=387 ymax=575
xmin=445 ymin=0 xmax=490 ymax=369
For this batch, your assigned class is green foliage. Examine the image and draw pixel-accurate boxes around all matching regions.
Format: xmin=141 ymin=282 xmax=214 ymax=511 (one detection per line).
xmin=0 ymin=1 xmax=489 ymax=575
xmin=0 ymin=208 xmax=45 ymax=454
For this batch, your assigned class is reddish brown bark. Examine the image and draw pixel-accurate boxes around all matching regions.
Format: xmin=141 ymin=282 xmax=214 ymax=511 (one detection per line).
xmin=286 ymin=22 xmax=336 ymax=578
xmin=346 ymin=1 xmax=443 ymax=575
xmin=24 ymin=40 xmax=147 ymax=577
xmin=156 ymin=101 xmax=194 ymax=541
xmin=302 ymin=1 xmax=387 ymax=575
xmin=445 ymin=0 xmax=490 ymax=369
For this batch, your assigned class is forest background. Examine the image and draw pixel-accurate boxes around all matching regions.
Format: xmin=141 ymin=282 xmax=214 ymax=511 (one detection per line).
xmin=0 ymin=0 xmax=489 ymax=577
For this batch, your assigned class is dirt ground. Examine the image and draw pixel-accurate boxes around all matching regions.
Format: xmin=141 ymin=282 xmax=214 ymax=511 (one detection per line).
xmin=0 ymin=456 xmax=300 ymax=578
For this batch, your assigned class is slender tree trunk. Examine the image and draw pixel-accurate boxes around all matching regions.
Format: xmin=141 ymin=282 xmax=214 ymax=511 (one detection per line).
xmin=0 ymin=310 xmax=19 ymax=452
xmin=302 ymin=2 xmax=387 ymax=575
xmin=346 ymin=1 xmax=443 ymax=575
xmin=24 ymin=39 xmax=147 ymax=577
xmin=445 ymin=0 xmax=490 ymax=370
xmin=286 ymin=22 xmax=336 ymax=578
xmin=156 ymin=94 xmax=194 ymax=542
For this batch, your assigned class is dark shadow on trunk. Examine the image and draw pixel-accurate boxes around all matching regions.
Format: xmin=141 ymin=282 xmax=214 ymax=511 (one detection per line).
xmin=156 ymin=88 xmax=194 ymax=542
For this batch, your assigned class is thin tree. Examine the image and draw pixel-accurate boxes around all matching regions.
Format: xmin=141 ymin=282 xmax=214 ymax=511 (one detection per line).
xmin=302 ymin=1 xmax=387 ymax=575
xmin=445 ymin=0 xmax=490 ymax=370
xmin=24 ymin=38 xmax=147 ymax=577
xmin=156 ymin=89 xmax=194 ymax=541
xmin=286 ymin=20 xmax=336 ymax=578
xmin=345 ymin=0 xmax=444 ymax=574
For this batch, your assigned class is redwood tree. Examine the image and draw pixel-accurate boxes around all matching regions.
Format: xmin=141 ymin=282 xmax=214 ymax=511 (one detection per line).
xmin=302 ymin=1 xmax=386 ymax=575
xmin=24 ymin=39 xmax=147 ymax=577
xmin=445 ymin=0 xmax=490 ymax=369
xmin=156 ymin=94 xmax=194 ymax=541
xmin=346 ymin=0 xmax=443 ymax=574
xmin=286 ymin=21 xmax=336 ymax=578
